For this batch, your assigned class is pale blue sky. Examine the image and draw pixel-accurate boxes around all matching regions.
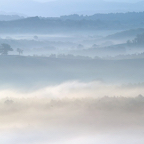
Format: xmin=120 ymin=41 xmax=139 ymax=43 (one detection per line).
xmin=0 ymin=0 xmax=143 ymax=17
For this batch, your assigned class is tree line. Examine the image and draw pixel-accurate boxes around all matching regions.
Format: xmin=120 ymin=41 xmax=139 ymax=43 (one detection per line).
xmin=0 ymin=43 xmax=23 ymax=55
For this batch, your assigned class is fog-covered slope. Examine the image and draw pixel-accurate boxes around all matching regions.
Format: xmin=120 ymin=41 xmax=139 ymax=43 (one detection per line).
xmin=0 ymin=56 xmax=144 ymax=88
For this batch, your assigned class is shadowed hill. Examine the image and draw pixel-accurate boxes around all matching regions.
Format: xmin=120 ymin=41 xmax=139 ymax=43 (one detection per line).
xmin=0 ymin=12 xmax=144 ymax=33
xmin=0 ymin=56 xmax=144 ymax=87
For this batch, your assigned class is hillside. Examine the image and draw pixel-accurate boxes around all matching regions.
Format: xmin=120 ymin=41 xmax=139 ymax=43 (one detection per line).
xmin=0 ymin=12 xmax=144 ymax=33
xmin=0 ymin=56 xmax=144 ymax=88
xmin=106 ymin=28 xmax=144 ymax=40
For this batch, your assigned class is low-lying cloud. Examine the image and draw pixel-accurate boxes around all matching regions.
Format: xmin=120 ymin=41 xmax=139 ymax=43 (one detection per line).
xmin=0 ymin=95 xmax=144 ymax=130
xmin=1 ymin=81 xmax=144 ymax=144
xmin=1 ymin=81 xmax=144 ymax=99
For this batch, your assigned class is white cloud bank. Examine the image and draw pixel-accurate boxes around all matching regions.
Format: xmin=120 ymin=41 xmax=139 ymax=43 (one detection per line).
xmin=0 ymin=81 xmax=144 ymax=144
xmin=0 ymin=81 xmax=144 ymax=130
xmin=1 ymin=81 xmax=144 ymax=99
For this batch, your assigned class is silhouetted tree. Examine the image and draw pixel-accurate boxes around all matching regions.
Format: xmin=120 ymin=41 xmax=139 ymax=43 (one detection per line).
xmin=0 ymin=43 xmax=13 ymax=55
xmin=17 ymin=48 xmax=23 ymax=55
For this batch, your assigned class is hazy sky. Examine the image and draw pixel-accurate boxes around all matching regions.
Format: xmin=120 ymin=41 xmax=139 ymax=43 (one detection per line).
xmin=34 ymin=0 xmax=141 ymax=2
xmin=0 ymin=0 xmax=143 ymax=17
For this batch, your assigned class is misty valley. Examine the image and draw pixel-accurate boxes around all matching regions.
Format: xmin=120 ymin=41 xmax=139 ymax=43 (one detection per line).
xmin=0 ymin=12 xmax=144 ymax=144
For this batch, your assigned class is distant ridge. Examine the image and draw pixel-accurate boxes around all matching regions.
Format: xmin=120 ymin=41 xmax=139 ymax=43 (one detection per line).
xmin=0 ymin=14 xmax=24 ymax=21
xmin=0 ymin=12 xmax=144 ymax=33
xmin=106 ymin=28 xmax=144 ymax=39
xmin=60 ymin=12 xmax=144 ymax=21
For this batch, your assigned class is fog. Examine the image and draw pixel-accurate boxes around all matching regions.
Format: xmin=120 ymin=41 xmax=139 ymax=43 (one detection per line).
xmin=1 ymin=81 xmax=144 ymax=98
xmin=1 ymin=80 xmax=144 ymax=143
xmin=0 ymin=32 xmax=139 ymax=57
xmin=0 ymin=95 xmax=144 ymax=144
xmin=0 ymin=11 xmax=144 ymax=144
